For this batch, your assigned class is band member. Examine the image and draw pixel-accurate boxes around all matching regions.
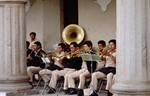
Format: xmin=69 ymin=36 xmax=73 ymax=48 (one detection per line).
xmin=29 ymin=32 xmax=39 ymax=49
xmin=105 ymin=73 xmax=116 ymax=93
xmin=27 ymin=41 xmax=46 ymax=84
xmin=96 ymin=40 xmax=107 ymax=70
xmin=63 ymin=41 xmax=97 ymax=95
xmin=89 ymin=39 xmax=116 ymax=96
xmin=47 ymin=42 xmax=83 ymax=94
xmin=39 ymin=43 xmax=66 ymax=83
xmin=77 ymin=40 xmax=98 ymax=96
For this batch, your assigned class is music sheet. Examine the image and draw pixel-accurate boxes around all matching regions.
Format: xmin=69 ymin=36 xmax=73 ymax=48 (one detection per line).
xmin=41 ymin=57 xmax=50 ymax=63
xmin=81 ymin=53 xmax=100 ymax=61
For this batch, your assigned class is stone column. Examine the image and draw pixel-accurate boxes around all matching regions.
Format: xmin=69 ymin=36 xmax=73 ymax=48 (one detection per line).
xmin=112 ymin=0 xmax=150 ymax=96
xmin=0 ymin=0 xmax=31 ymax=91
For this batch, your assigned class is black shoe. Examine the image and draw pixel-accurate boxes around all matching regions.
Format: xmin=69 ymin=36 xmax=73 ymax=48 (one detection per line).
xmin=47 ymin=87 xmax=56 ymax=94
xmin=89 ymin=91 xmax=98 ymax=96
xmin=68 ymin=88 xmax=77 ymax=95
xmin=107 ymin=90 xmax=113 ymax=96
xmin=77 ymin=89 xmax=84 ymax=96
xmin=28 ymin=81 xmax=34 ymax=88
xmin=63 ymin=89 xmax=69 ymax=94
xmin=28 ymin=81 xmax=32 ymax=85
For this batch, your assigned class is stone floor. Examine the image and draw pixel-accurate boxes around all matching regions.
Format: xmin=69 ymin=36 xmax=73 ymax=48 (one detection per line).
xmin=5 ymin=87 xmax=107 ymax=96
xmin=4 ymin=80 xmax=108 ymax=96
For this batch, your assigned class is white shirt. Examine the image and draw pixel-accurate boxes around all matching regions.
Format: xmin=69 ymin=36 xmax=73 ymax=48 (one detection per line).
xmin=105 ymin=52 xmax=116 ymax=67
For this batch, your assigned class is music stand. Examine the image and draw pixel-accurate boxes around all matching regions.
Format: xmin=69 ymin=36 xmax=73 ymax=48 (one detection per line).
xmin=41 ymin=57 xmax=59 ymax=95
xmin=81 ymin=53 xmax=100 ymax=73
xmin=81 ymin=53 xmax=100 ymax=95
xmin=41 ymin=57 xmax=50 ymax=68
xmin=81 ymin=53 xmax=100 ymax=61
xmin=38 ymin=57 xmax=51 ymax=94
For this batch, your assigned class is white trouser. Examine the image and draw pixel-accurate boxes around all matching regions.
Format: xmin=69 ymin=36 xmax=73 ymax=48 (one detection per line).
xmin=39 ymin=69 xmax=52 ymax=83
xmin=63 ymin=69 xmax=87 ymax=90
xmin=27 ymin=66 xmax=42 ymax=82
xmin=90 ymin=71 xmax=106 ymax=90
xmin=90 ymin=72 xmax=115 ymax=91
xmin=48 ymin=68 xmax=75 ymax=88
xmin=105 ymin=73 xmax=114 ymax=90
xmin=78 ymin=70 xmax=91 ymax=89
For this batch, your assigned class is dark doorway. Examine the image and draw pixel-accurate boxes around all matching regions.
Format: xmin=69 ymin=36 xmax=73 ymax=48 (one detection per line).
xmin=62 ymin=0 xmax=78 ymax=27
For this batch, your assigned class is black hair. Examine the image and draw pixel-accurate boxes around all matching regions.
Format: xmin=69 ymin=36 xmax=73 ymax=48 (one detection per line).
xmin=58 ymin=43 xmax=66 ymax=50
xmin=30 ymin=32 xmax=36 ymax=36
xmin=98 ymin=40 xmax=106 ymax=47
xmin=34 ymin=41 xmax=42 ymax=48
xmin=83 ymin=40 xmax=93 ymax=48
xmin=109 ymin=39 xmax=116 ymax=45
xmin=70 ymin=42 xmax=78 ymax=48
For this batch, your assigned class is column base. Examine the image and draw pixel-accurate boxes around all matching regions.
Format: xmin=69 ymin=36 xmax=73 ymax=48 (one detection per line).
xmin=0 ymin=82 xmax=31 ymax=92
xmin=0 ymin=76 xmax=31 ymax=92
xmin=0 ymin=75 xmax=31 ymax=91
xmin=0 ymin=83 xmax=31 ymax=92
xmin=112 ymin=82 xmax=150 ymax=96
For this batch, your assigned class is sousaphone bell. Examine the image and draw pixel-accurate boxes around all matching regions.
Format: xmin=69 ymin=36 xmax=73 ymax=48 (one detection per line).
xmin=62 ymin=24 xmax=85 ymax=44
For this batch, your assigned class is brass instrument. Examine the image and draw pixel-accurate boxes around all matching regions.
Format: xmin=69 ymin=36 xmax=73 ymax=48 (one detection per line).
xmin=106 ymin=48 xmax=116 ymax=55
xmin=50 ymin=51 xmax=64 ymax=60
xmin=62 ymin=24 xmax=85 ymax=44
xmin=97 ymin=47 xmax=108 ymax=61
xmin=46 ymin=52 xmax=54 ymax=60
xmin=46 ymin=51 xmax=65 ymax=67
xmin=64 ymin=49 xmax=81 ymax=59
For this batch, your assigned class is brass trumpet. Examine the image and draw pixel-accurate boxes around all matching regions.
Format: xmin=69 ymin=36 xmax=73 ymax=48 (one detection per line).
xmin=49 ymin=51 xmax=64 ymax=61
xmin=64 ymin=49 xmax=81 ymax=59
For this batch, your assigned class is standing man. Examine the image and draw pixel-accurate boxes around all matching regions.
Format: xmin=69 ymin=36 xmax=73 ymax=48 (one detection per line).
xmin=29 ymin=32 xmax=39 ymax=49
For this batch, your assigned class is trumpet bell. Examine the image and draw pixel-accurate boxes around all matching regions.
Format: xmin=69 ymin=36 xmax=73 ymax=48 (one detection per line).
xmin=62 ymin=24 xmax=85 ymax=44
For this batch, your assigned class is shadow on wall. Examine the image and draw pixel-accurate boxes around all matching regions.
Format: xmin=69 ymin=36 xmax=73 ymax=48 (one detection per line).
xmin=29 ymin=0 xmax=37 ymax=6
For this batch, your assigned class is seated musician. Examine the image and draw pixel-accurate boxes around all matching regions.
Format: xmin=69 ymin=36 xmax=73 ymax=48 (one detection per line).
xmin=27 ymin=41 xmax=46 ymax=84
xmin=47 ymin=42 xmax=83 ymax=94
xmin=89 ymin=39 xmax=116 ymax=96
xmin=96 ymin=40 xmax=107 ymax=70
xmin=39 ymin=43 xmax=66 ymax=83
xmin=105 ymin=72 xmax=116 ymax=94
xmin=77 ymin=41 xmax=98 ymax=95
xmin=63 ymin=41 xmax=97 ymax=95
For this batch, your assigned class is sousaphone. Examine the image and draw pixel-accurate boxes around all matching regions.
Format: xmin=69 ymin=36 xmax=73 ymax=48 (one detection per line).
xmin=62 ymin=24 xmax=85 ymax=44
